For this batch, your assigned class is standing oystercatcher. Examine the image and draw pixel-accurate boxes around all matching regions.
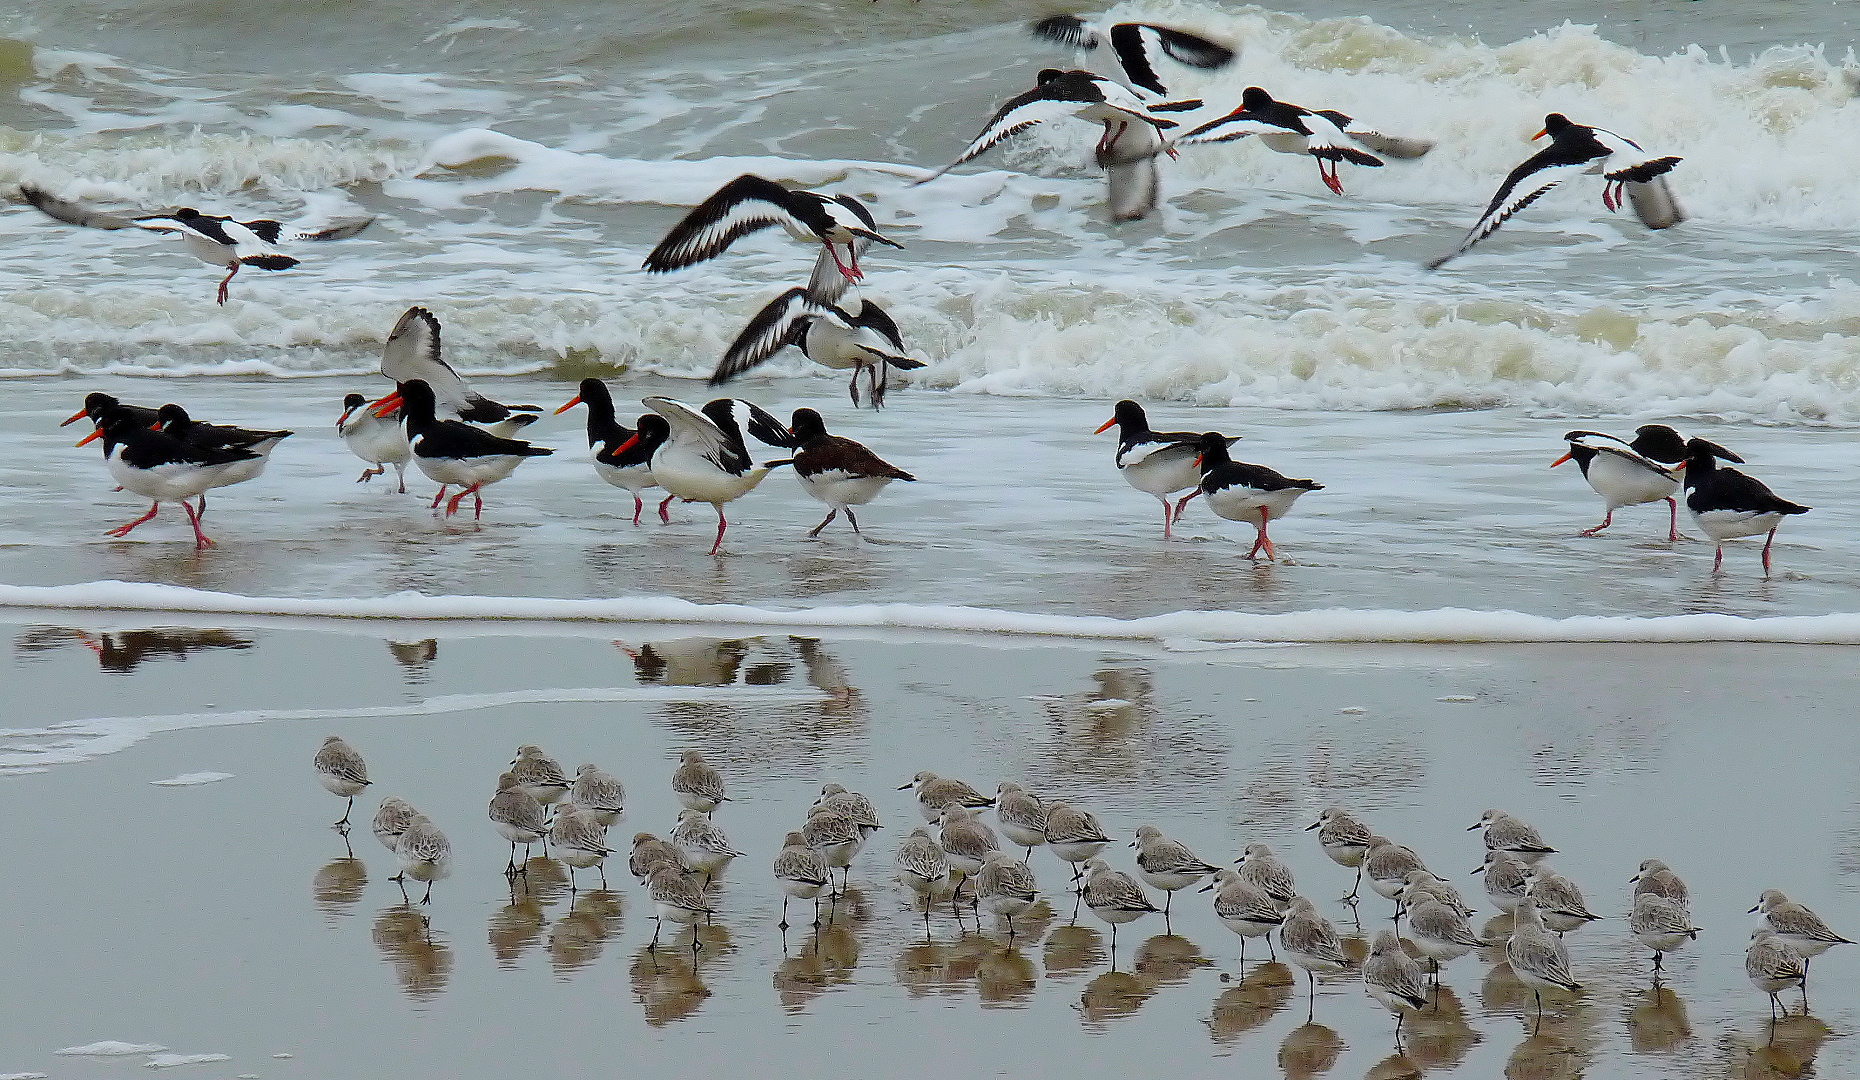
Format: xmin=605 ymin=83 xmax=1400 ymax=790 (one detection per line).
xmin=1169 ymin=87 xmax=1388 ymax=195
xmin=83 ymin=408 xmax=258 ymax=548
xmin=554 ymin=378 xmax=668 ymax=525
xmin=1552 ymin=424 xmax=1692 ymax=541
xmin=19 ymin=184 xmax=373 ymax=304
xmin=379 ymin=306 xmax=541 ymax=425
xmin=1428 ymin=113 xmax=1683 ymax=269
xmin=1193 ymin=431 xmax=1322 ymax=560
xmin=626 ymin=396 xmax=794 ymax=555
xmin=1095 ymin=400 xmax=1238 ymax=538
xmin=782 ymin=408 xmax=916 ymax=538
xmin=61 ymin=391 xmax=158 ymax=432
xmin=1029 ymin=15 xmax=1236 ymax=96
xmin=153 ymin=403 xmax=292 ymax=515
xmin=372 ymin=379 xmax=553 ymax=519
xmin=710 ymin=287 xmax=926 ymax=408
xmin=642 ymin=175 xmax=903 ymax=304
xmin=1677 ymin=437 xmax=1809 ymax=574
xmin=339 ymin=392 xmax=411 ymax=491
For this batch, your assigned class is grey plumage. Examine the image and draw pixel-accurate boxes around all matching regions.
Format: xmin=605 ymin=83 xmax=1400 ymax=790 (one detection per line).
xmin=901 ymin=770 xmax=994 ymax=822
xmin=1204 ymin=869 xmax=1283 ymax=963
xmin=895 ymin=827 xmax=951 ymax=897
xmin=1474 ymin=849 xmax=1532 ymax=914
xmin=1363 ymin=928 xmax=1430 ymax=1018
xmin=1364 ymin=835 xmax=1427 ymax=901
xmin=1527 ymin=870 xmax=1601 ymax=935
xmin=628 ymin=832 xmax=691 ymax=882
xmin=994 ymin=782 xmax=1050 ymax=855
xmin=1631 ymin=859 xmax=1690 ymax=906
xmin=671 ymin=749 xmax=729 ymax=813
xmin=1747 ymin=928 xmax=1809 ymax=1018
xmin=1470 ymin=809 xmax=1555 ymax=863
xmin=372 ymin=796 xmax=418 ymax=854
xmin=510 ymin=744 xmax=570 ymax=805
xmin=570 ymin=764 xmax=626 ymax=824
xmin=1235 ymin=842 xmax=1297 ymax=909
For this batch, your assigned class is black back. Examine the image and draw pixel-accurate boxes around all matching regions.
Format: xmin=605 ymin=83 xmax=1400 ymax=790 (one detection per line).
xmin=1238 ymin=87 xmax=1313 ymax=135
xmin=98 ymin=411 xmax=258 ymax=470
xmin=1195 ymin=431 xmax=1322 ymax=493
xmin=1680 ymin=437 xmax=1806 ymax=515
xmin=156 ymin=403 xmax=293 ymax=449
xmin=397 ymin=379 xmax=552 ymax=460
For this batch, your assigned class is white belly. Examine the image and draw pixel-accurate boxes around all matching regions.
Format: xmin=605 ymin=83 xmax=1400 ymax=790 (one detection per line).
xmin=652 ymin=443 xmax=771 ymax=505
xmin=181 ymin=231 xmax=235 ymax=268
xmin=410 ymin=449 xmax=527 ymax=489
xmin=344 ymin=419 xmax=410 ymax=467
xmin=1118 ymin=443 xmax=1200 ymax=496
xmin=107 ymin=451 xmax=226 ymax=502
xmin=208 ymin=446 xmax=276 ymax=490
xmin=1587 ymin=453 xmax=1676 ymax=510
xmin=1259 ymin=132 xmax=1310 ymax=155
xmin=1207 ymin=485 xmax=1310 ymax=525
xmin=798 ymin=470 xmax=893 ymax=509
xmin=803 ymin=321 xmax=877 ymax=371
xmin=1691 ymin=507 xmax=1786 ymax=541
xmin=594 ymin=459 xmax=655 ymax=493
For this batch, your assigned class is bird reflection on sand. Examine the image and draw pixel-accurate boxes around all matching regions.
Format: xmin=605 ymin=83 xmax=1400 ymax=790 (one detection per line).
xmin=550 ymin=888 xmax=625 ymax=976
xmin=1402 ymin=985 xmax=1481 ymax=1071
xmin=311 ymin=857 xmax=367 ymax=917
xmin=774 ymin=921 xmax=861 ymax=1010
xmin=1625 ymin=984 xmax=1690 ymax=1053
xmin=1043 ymin=923 xmax=1106 ymax=980
xmin=1080 ymin=968 xmax=1153 ymax=1027
xmin=1279 ymin=1022 xmax=1346 ymax=1080
xmin=976 ymin=941 xmax=1038 ymax=1007
xmin=372 ymin=903 xmax=452 ymax=1000
xmin=1209 ymin=962 xmax=1295 ymax=1043
xmin=1730 ymin=1013 xmax=1832 ymax=1074
xmin=487 ymin=887 xmax=547 ymax=967
xmin=385 ymin=638 xmax=437 ymax=683
xmin=15 ymin=626 xmax=253 ymax=672
xmin=630 ymin=940 xmax=712 ymax=1027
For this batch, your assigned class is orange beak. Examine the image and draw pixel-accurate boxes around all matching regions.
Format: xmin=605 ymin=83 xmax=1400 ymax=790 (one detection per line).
xmin=148 ymin=420 xmax=162 ymax=430
xmin=76 ymin=427 xmax=103 ymax=447
xmin=1193 ymin=453 xmax=1204 ymax=468
xmin=60 ymin=407 xmax=90 ymax=427
xmin=1550 ymin=451 xmax=1572 ymax=468
xmin=1094 ymin=418 xmax=1117 ymax=434
xmin=611 ymin=433 xmax=641 ymax=456
xmin=553 ymin=394 xmax=584 ymax=416
xmin=373 ymin=393 xmax=403 ymax=418
xmin=1532 ymin=128 xmax=1548 ymax=141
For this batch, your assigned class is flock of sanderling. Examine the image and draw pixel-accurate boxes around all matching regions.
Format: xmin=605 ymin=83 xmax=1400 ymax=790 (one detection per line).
xmin=314 ymin=735 xmax=1851 ymax=1045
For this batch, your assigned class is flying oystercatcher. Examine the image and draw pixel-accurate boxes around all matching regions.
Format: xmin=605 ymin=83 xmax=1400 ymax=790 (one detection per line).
xmin=711 ymin=287 xmax=926 ymax=408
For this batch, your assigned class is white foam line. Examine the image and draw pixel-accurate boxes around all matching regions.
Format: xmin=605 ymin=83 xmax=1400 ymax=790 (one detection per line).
xmin=0 ymin=684 xmax=827 ymax=771
xmin=2 ymin=581 xmax=1859 ymax=644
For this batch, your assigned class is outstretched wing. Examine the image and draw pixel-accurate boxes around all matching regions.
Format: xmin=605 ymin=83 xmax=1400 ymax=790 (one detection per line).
xmin=1029 ymin=14 xmax=1101 ymax=50
xmin=846 ymin=300 xmax=906 ymax=352
xmin=18 ymin=185 xmax=140 ymax=230
xmin=1169 ymin=109 xmax=1287 ymax=149
xmin=642 ymin=174 xmax=825 ymax=272
xmin=1109 ymin=23 xmax=1235 ymax=95
xmin=379 ymin=305 xmax=526 ymax=421
xmin=1427 ymin=149 xmax=1594 ymax=270
xmin=1299 ymin=111 xmax=1384 ymax=167
xmin=805 ymin=243 xmax=858 ymax=304
xmin=1150 ymin=25 xmax=1236 ymax=69
xmin=711 ymin=288 xmax=827 ymax=385
xmin=242 ymin=217 xmax=376 ymax=243
xmin=643 ymin=395 xmax=743 ymax=472
xmin=915 ymin=76 xmax=1138 ymax=184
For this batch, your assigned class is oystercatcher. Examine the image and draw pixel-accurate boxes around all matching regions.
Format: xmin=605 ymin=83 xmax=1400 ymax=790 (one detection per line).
xmin=19 ymin=183 xmax=372 ymax=304
xmin=916 ymin=69 xmax=1186 ymax=221
xmin=1677 ymin=437 xmax=1809 ymax=574
xmin=642 ymin=174 xmax=902 ymax=304
xmin=779 ymin=408 xmax=915 ymax=538
xmin=711 ymin=287 xmax=926 ymax=409
xmin=1428 ymin=112 xmax=1683 ymax=269
xmin=83 ymin=408 xmax=258 ymax=548
xmin=379 ymin=306 xmax=541 ymax=425
xmin=371 ymin=379 xmax=553 ymax=519
xmin=153 ymin=403 xmax=291 ymax=515
xmin=553 ymin=378 xmax=668 ymax=525
xmin=1095 ymin=400 xmax=1239 ymax=539
xmin=1551 ymin=424 xmax=1693 ymax=541
xmin=625 ymin=396 xmax=794 ymax=555
xmin=1169 ymin=87 xmax=1391 ymax=195
xmin=1193 ymin=431 xmax=1322 ymax=560
xmin=61 ymin=391 xmax=158 ymax=431
xmin=339 ymin=392 xmax=411 ymax=491
xmin=1030 ymin=14 xmax=1236 ymax=96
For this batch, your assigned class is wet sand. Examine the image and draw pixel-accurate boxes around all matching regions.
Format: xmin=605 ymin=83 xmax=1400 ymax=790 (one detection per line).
xmin=2 ymin=617 xmax=1857 ymax=1079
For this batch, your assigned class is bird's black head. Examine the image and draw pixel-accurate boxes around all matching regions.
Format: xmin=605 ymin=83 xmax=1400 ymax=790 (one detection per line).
xmin=789 ymin=408 xmax=828 ymax=443
xmin=1241 ymin=86 xmax=1274 ymax=111
xmin=634 ymin=413 xmax=671 ymax=446
xmin=1540 ymin=113 xmax=1574 ymax=137
xmin=155 ymin=402 xmax=191 ymax=429
xmin=576 ymin=377 xmax=614 ymax=408
xmin=1095 ymin=398 xmax=1146 ymax=437
xmin=82 ymin=392 xmax=122 ymax=418
xmin=1037 ymin=68 xmax=1068 ymax=85
xmin=342 ymin=393 xmax=367 ymax=410
xmin=1681 ymin=436 xmax=1742 ymax=471
xmin=1630 ymin=424 xmax=1688 ymax=465
xmin=174 ymin=208 xmax=202 ymax=221
xmin=1195 ymin=430 xmax=1232 ymax=469
xmin=394 ymin=378 xmax=439 ymax=422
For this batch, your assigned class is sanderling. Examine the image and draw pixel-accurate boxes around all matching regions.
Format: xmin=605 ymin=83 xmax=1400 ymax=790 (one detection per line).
xmin=1747 ymin=928 xmax=1810 ymax=1018
xmin=1364 ymin=836 xmax=1427 ymax=904
xmin=1474 ymin=849 xmax=1532 ymax=914
xmin=646 ymin=865 xmax=714 ymax=953
xmin=570 ymin=764 xmax=626 ymax=826
xmin=975 ymin=850 xmax=1040 ymax=938
xmin=807 ymin=800 xmax=873 ymax=863
xmin=1507 ymin=897 xmax=1582 ymax=1032
xmin=802 ymin=808 xmax=864 ymax=894
xmin=1080 ymin=858 xmax=1159 ymax=958
xmin=629 ymin=832 xmax=691 ymax=882
xmin=939 ymin=805 xmax=1002 ymax=911
xmin=1469 ymin=809 xmax=1555 ymax=865
xmin=773 ymin=830 xmax=832 ymax=928
xmin=672 ymin=808 xmax=745 ymax=883
xmin=813 ymin=784 xmax=881 ymax=839
xmin=1398 ymin=870 xmax=1474 ymax=919
xmin=1236 ymin=842 xmax=1298 ymax=911
xmin=395 ymin=812 xmax=452 ymax=904
xmin=373 ymin=796 xmax=418 ymax=857
xmin=1752 ymin=889 xmax=1853 ymax=997
xmin=995 ymin=782 xmax=1050 ymax=861
xmin=1631 ymin=893 xmax=1702 ymax=979
xmin=313 ymin=735 xmax=370 ymax=829
xmin=895 ymin=827 xmax=952 ymax=928
xmin=1043 ymin=802 xmax=1113 ymax=882
xmin=488 ymin=771 xmax=548 ymax=876
xmin=550 ymin=805 xmax=613 ymax=891
xmin=1306 ymin=807 xmax=1374 ymax=900
xmin=1631 ymin=859 xmax=1689 ymax=906
xmin=1280 ymin=896 xmax=1349 ymax=1020
xmin=900 ymin=771 xmax=994 ymax=822
xmin=1527 ymin=869 xmax=1602 ymax=936
xmin=1406 ymin=895 xmax=1487 ymax=981
xmin=1133 ymin=825 xmax=1221 ymax=915
xmin=672 ymin=750 xmax=729 ymax=814
xmin=510 ymin=745 xmax=571 ymax=808
xmin=1363 ymin=928 xmax=1430 ymax=1041
xmin=1201 ymin=869 xmax=1284 ymax=965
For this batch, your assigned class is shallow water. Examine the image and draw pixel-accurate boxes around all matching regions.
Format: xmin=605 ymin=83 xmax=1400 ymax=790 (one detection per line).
xmin=2 ymin=618 xmax=1857 ymax=1080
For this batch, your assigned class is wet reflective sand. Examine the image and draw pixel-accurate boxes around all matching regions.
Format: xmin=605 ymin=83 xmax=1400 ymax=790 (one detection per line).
xmin=0 ymin=619 xmax=1856 ymax=1079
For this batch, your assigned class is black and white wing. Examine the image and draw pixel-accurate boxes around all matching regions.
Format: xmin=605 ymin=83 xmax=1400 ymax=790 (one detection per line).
xmin=1426 ymin=148 xmax=1597 ymax=270
xmin=1169 ymin=109 xmax=1292 ymax=150
xmin=203 ymin=218 xmax=298 ymax=268
xmin=715 ymin=398 xmax=798 ymax=450
xmin=1311 ymin=111 xmax=1434 ymax=160
xmin=805 ymin=244 xmax=860 ymax=303
xmin=642 ymin=174 xmax=826 ymax=272
xmin=18 ymin=185 xmax=141 ymax=230
xmin=1589 ymin=128 xmax=1682 ymax=185
xmin=379 ymin=306 xmax=532 ymax=422
xmin=1298 ymin=111 xmax=1384 ymax=167
xmin=915 ymin=76 xmax=1129 ymax=185
xmin=644 ymin=395 xmax=746 ymax=472
xmin=711 ymin=287 xmax=827 ymax=385
xmin=241 ymin=217 xmax=376 ymax=243
xmin=1031 ymin=16 xmax=1236 ymax=96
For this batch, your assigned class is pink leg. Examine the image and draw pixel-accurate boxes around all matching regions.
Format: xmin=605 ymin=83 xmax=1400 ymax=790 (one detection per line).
xmin=1712 ymin=545 xmax=1724 ymax=573
xmin=1253 ymin=508 xmax=1277 ymax=561
xmin=827 ymin=243 xmax=861 ymax=283
xmin=105 ymin=502 xmax=161 ymax=538
xmin=1159 ymin=497 xmax=1174 ymax=540
xmin=708 ymin=506 xmax=728 ymax=556
xmin=445 ymin=483 xmax=480 ymax=517
xmin=216 ymin=263 xmax=238 ymax=305
xmin=659 ymin=494 xmax=676 ymax=523
xmin=430 ymin=485 xmax=448 ymax=510
xmin=1172 ymin=490 xmax=1200 ymax=524
xmin=356 ymin=465 xmax=384 ymax=484
xmin=473 ymin=489 xmax=484 ymax=520
xmin=632 ymin=495 xmax=644 ymax=526
xmin=1762 ymin=527 xmax=1777 ymax=574
xmin=1666 ymin=497 xmax=1680 ymax=543
xmin=179 ymin=498 xmax=214 ymax=548
xmin=1579 ymin=509 xmax=1613 ymax=537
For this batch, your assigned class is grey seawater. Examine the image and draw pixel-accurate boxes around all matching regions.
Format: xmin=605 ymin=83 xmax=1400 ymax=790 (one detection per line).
xmin=1 ymin=375 xmax=1854 ymax=618
xmin=1 ymin=618 xmax=1857 ymax=1079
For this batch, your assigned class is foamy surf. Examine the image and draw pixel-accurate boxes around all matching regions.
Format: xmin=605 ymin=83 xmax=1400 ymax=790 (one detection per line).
xmin=6 ymin=582 xmax=1860 ymax=644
